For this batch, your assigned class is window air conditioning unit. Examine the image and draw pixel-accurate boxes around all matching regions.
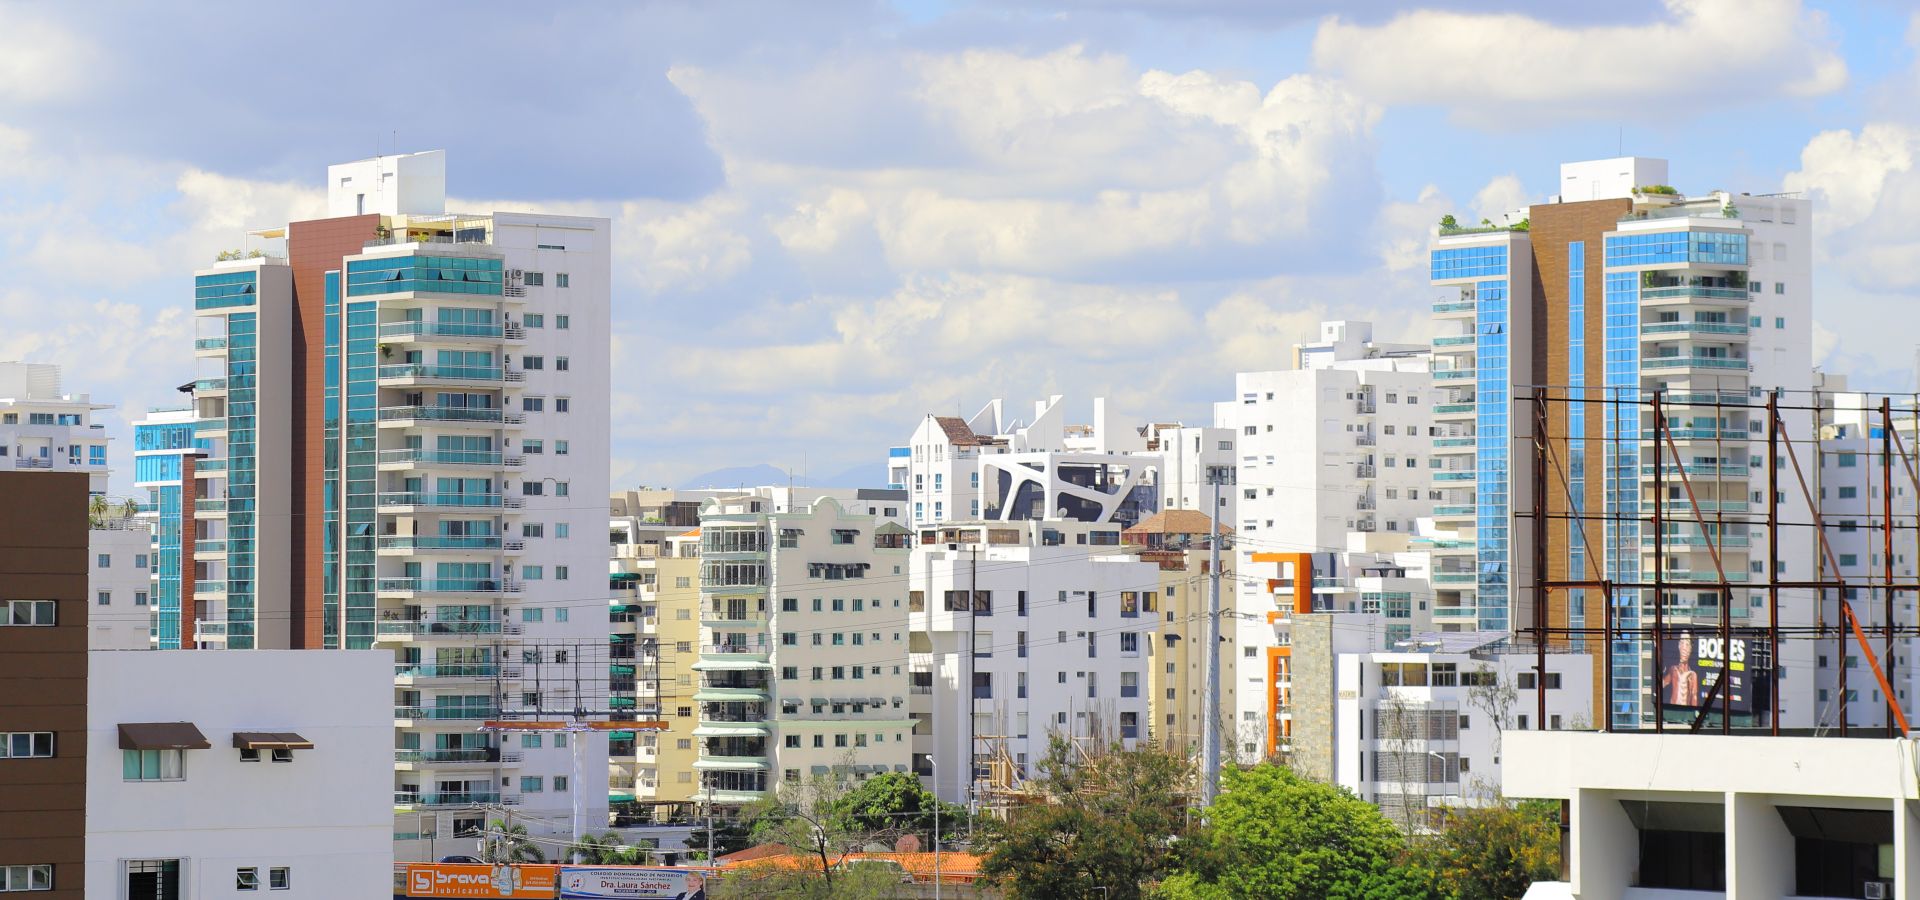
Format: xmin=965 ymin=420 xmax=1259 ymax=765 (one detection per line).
xmin=1865 ymin=881 xmax=1891 ymax=899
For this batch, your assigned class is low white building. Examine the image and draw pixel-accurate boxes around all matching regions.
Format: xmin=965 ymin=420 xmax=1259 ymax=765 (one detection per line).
xmin=1509 ymin=730 xmax=1920 ymax=899
xmin=909 ymin=520 xmax=1158 ymax=807
xmin=1289 ymin=623 xmax=1593 ymax=833
xmin=87 ymin=650 xmax=393 ymax=898
xmin=0 ymin=361 xmax=113 ymax=495
xmin=90 ymin=522 xmax=155 ymax=650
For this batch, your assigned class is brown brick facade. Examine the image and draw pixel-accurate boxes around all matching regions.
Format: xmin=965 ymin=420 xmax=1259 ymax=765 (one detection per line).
xmin=286 ymin=215 xmax=380 ymax=649
xmin=0 ymin=472 xmax=89 ymax=898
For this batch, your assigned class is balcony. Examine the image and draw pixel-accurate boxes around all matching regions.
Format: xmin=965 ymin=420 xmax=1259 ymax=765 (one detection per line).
xmin=193 ymin=620 xmax=229 ymax=640
xmin=1641 ymin=355 xmax=1748 ymax=372
xmin=1433 ymin=370 xmax=1475 ymax=381
xmin=1640 ymin=285 xmax=1750 ymax=304
xmin=1641 ymin=321 xmax=1750 ymax=339
xmin=12 ymin=457 xmax=52 ymax=469
xmin=376 ymin=322 xmax=505 ymax=341
xmin=1649 ymin=428 xmax=1749 ymax=442
xmin=376 ymin=619 xmax=508 ymax=641
xmin=393 ymin=705 xmax=499 ymax=722
xmin=699 ymin=644 xmax=771 ymax=661
xmin=193 ymin=539 xmax=227 ymax=556
xmin=377 ymin=492 xmax=507 ymax=511
xmin=1355 ymin=464 xmax=1376 ymax=478
xmin=1656 ymin=498 xmax=1751 ymax=514
xmin=1640 ymin=463 xmax=1748 ymax=479
xmin=194 ymin=337 xmax=228 ymax=352
xmin=394 ymin=748 xmax=503 ymax=767
xmin=377 ymin=449 xmax=506 ymax=469
xmin=194 ymin=377 xmax=228 ymax=394
xmin=394 ymin=791 xmax=500 ymax=808
xmin=1432 ymin=606 xmax=1479 ymax=619
xmin=1434 ymin=504 xmax=1475 ymax=516
xmin=193 ymin=582 xmax=227 ymax=596
xmin=377 ymin=406 xmax=515 ymax=428
xmin=376 ymin=578 xmax=517 ymax=595
xmin=1433 ymin=572 xmax=1476 ymax=584
xmin=1433 ymin=299 xmax=1475 ymax=315
xmin=1434 ymin=471 xmax=1475 ymax=482
xmin=699 ymin=609 xmax=769 ymax=627
xmin=1432 ymin=437 xmax=1475 ymax=448
xmin=1432 ymin=335 xmax=1476 ymax=347
xmin=1434 ymin=403 xmax=1475 ymax=416
xmin=376 ymin=365 xmax=504 ymax=391
xmin=1355 ymin=401 xmax=1376 ymax=414
xmin=192 ymin=498 xmax=227 ymax=514
xmin=394 ymin=663 xmax=500 ymax=680
xmin=377 ymin=535 xmax=504 ymax=553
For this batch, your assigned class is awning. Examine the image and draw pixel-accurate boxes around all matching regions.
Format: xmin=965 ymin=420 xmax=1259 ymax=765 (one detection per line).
xmin=119 ymin=722 xmax=211 ymax=751
xmin=232 ymin=732 xmax=315 ymax=751
xmin=609 ymin=792 xmax=637 ymax=804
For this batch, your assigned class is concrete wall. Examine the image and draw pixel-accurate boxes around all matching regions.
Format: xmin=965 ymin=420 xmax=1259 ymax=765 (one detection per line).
xmin=85 ymin=650 xmax=392 ymax=898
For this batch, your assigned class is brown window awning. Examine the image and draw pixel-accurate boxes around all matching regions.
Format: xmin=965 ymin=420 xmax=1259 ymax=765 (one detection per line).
xmin=118 ymin=722 xmax=211 ymax=751
xmin=231 ymin=732 xmax=315 ymax=751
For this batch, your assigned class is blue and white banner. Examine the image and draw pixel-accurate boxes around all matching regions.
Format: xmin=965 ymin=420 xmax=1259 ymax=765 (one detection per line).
xmin=557 ymin=867 xmax=705 ymax=900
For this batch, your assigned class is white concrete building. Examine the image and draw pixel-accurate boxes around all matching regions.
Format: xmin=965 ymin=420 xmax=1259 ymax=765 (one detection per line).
xmin=1148 ymin=422 xmax=1238 ymax=525
xmin=90 ymin=521 xmax=156 ymax=650
xmin=688 ymin=492 xmax=915 ymax=812
xmin=0 ymin=362 xmax=113 ymax=495
xmin=1290 ymin=623 xmax=1593 ymax=833
xmin=1217 ymin=321 xmax=1432 ymax=758
xmin=908 ymin=520 xmax=1158 ymax=807
xmin=87 ymin=650 xmax=392 ymax=898
xmin=892 ymin=397 xmax=1163 ymax=530
xmin=1509 ymin=730 xmax=1920 ymax=899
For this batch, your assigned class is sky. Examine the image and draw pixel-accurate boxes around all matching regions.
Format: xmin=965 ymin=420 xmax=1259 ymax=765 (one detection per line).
xmin=6 ymin=0 xmax=1920 ymax=498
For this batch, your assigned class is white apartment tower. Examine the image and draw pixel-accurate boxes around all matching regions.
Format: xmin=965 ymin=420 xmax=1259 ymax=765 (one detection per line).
xmin=692 ymin=493 xmax=915 ymax=811
xmin=147 ymin=150 xmax=614 ymax=859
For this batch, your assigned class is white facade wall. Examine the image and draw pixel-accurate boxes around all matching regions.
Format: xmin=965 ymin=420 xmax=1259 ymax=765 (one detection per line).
xmin=327 ymin=150 xmax=447 ymax=218
xmin=1153 ymin=424 xmax=1237 ymax=525
xmin=1222 ymin=346 xmax=1432 ymax=758
xmin=90 ymin=524 xmax=155 ymax=650
xmin=909 ymin=524 xmax=1157 ymax=805
xmin=86 ymin=650 xmax=392 ymax=898
xmin=0 ymin=362 xmax=113 ymax=496
xmin=1332 ymin=646 xmax=1593 ymax=830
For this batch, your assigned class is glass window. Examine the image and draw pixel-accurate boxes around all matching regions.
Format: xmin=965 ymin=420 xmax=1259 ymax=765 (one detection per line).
xmin=236 ymin=868 xmax=259 ymax=891
xmin=556 ymin=274 xmax=570 ymax=289
xmin=270 ymin=868 xmax=290 ymax=890
xmin=122 ymin=749 xmax=185 ymax=781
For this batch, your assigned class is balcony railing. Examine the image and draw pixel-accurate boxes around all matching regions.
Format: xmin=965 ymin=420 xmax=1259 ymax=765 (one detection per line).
xmin=378 ymin=492 xmax=505 ymax=509
xmin=1432 ymin=300 xmax=1475 ymax=314
xmin=394 ymin=705 xmax=499 ymax=721
xmin=395 ymin=748 xmax=499 ymax=764
xmin=1641 ymin=285 xmax=1750 ymax=302
xmin=394 ymin=663 xmax=500 ymax=679
xmin=194 ymin=337 xmax=228 ymax=351
xmin=1432 ymin=335 xmax=1476 ymax=347
xmin=1434 ymin=403 xmax=1475 ymax=414
xmin=377 ymin=619 xmax=506 ymax=636
xmin=376 ymin=578 xmax=516 ymax=594
xmin=193 ymin=539 xmax=226 ymax=554
xmin=1434 ymin=504 xmax=1475 ymax=516
xmin=377 ymin=535 xmax=503 ymax=552
xmin=1433 ymin=370 xmax=1474 ymax=381
xmin=12 ymin=458 xmax=51 ymax=469
xmin=378 ymin=449 xmax=505 ymax=468
xmin=194 ymin=377 xmax=228 ymax=392
xmin=395 ymin=791 xmax=500 ymax=807
xmin=377 ymin=322 xmax=505 ymax=341
xmin=1642 ymin=322 xmax=1750 ymax=337
xmin=1641 ymin=356 xmax=1748 ymax=371
xmin=376 ymin=364 xmax=504 ymax=382
xmin=377 ymin=406 xmax=504 ymax=424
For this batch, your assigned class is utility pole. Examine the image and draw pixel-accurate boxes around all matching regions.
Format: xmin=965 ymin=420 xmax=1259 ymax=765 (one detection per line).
xmin=1201 ymin=467 xmax=1227 ymax=809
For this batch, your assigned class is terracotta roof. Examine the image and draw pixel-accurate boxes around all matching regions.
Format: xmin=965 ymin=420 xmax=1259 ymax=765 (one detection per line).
xmin=933 ymin=416 xmax=982 ymax=446
xmin=679 ymin=528 xmax=700 ymax=537
xmin=1122 ymin=509 xmax=1232 ymax=537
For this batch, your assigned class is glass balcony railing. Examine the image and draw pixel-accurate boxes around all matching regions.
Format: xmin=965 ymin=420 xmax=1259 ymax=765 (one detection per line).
xmin=375 ymin=578 xmax=512 ymax=594
xmin=394 ymin=705 xmax=499 ymax=720
xmin=377 ymin=535 xmax=504 ymax=552
xmin=395 ymin=791 xmax=500 ymax=807
xmin=377 ymin=322 xmax=506 ymax=340
xmin=377 ymin=406 xmax=505 ymax=424
xmin=394 ymin=663 xmax=500 ymax=679
xmin=377 ymin=449 xmax=505 ymax=467
xmin=1641 ymin=285 xmax=1750 ymax=302
xmin=377 ymin=492 xmax=505 ymax=509
xmin=376 ymin=364 xmax=503 ymax=382
xmin=1641 ymin=322 xmax=1750 ymax=337
xmin=394 ymin=748 xmax=499 ymax=764
xmin=1641 ymin=356 xmax=1748 ymax=371
xmin=376 ymin=619 xmax=505 ymax=636
xmin=194 ymin=337 xmax=228 ymax=351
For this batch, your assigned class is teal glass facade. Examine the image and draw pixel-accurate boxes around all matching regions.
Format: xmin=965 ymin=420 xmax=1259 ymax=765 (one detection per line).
xmin=324 ymin=271 xmax=343 ymax=649
xmin=1601 ymin=260 xmax=1643 ymax=727
xmin=343 ymin=292 xmax=379 ymax=649
xmin=1474 ymin=269 xmax=1511 ymax=633
xmin=1567 ymin=242 xmax=1586 ymax=631
xmin=1603 ymin=230 xmax=1747 ymax=268
xmin=345 ymin=255 xmax=503 ymax=297
xmin=136 ymin=421 xmax=198 ymax=650
xmin=194 ymin=271 xmax=259 ymax=310
xmin=225 ymin=312 xmax=259 ymax=648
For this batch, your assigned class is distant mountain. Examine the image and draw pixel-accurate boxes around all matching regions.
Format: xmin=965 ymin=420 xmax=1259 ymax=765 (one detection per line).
xmin=676 ymin=462 xmax=894 ymax=491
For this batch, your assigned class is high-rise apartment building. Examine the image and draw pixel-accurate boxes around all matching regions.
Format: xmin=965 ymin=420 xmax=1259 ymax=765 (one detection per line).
xmin=608 ymin=492 xmax=704 ymax=812
xmin=0 ymin=363 xmax=113 ymax=494
xmin=691 ymin=492 xmax=914 ymax=812
xmin=1119 ymin=510 xmax=1235 ymax=755
xmin=139 ymin=150 xmax=613 ymax=859
xmin=1429 ymin=157 xmax=1815 ymax=728
xmin=1217 ymin=320 xmax=1430 ymax=757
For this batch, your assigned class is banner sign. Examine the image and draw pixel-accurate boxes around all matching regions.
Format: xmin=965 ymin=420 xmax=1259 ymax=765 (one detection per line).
xmin=559 ymin=867 xmax=704 ymax=899
xmin=1659 ymin=633 xmax=1755 ymax=715
xmin=405 ymin=864 xmax=558 ymax=898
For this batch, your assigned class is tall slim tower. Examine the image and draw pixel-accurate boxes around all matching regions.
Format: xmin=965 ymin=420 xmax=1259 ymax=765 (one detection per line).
xmin=150 ymin=151 xmax=614 ymax=859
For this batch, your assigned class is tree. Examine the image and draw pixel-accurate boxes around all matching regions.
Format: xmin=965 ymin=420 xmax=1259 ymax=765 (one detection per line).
xmin=834 ymin=770 xmax=967 ymax=843
xmin=1156 ymin=764 xmax=1440 ymax=900
xmin=480 ymin=819 xmax=544 ymax=863
xmin=1439 ymin=214 xmax=1459 ymax=229
xmin=88 ymin=494 xmax=109 ymax=528
xmin=565 ymin=831 xmax=650 ymax=865
xmin=1413 ymin=800 xmax=1562 ymax=900
xmin=1466 ymin=665 xmax=1517 ymax=781
xmin=980 ymin=738 xmax=1195 ymax=900
xmin=743 ymin=765 xmax=903 ymax=895
xmin=709 ymin=860 xmax=899 ymax=900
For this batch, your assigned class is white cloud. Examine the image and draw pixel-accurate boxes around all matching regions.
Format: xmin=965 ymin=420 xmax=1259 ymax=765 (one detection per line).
xmin=614 ymin=195 xmax=754 ymax=294
xmin=0 ymin=9 xmax=96 ymax=105
xmin=1312 ymin=0 xmax=1845 ymax=125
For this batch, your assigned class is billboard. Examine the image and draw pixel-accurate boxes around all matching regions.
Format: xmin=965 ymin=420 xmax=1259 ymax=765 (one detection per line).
xmin=1659 ymin=633 xmax=1755 ymax=715
xmin=559 ymin=868 xmax=706 ymax=899
xmin=405 ymin=864 xmax=559 ymax=898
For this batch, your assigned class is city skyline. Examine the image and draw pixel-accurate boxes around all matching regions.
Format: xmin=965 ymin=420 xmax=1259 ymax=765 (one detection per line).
xmin=4 ymin=1 xmax=1917 ymax=498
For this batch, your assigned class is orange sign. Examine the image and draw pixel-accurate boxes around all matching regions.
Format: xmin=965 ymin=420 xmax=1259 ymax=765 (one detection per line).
xmin=405 ymin=864 xmax=558 ymax=898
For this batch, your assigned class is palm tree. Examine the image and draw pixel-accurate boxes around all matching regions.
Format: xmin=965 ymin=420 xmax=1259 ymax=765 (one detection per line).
xmin=120 ymin=498 xmax=140 ymax=519
xmin=88 ymin=494 xmax=109 ymax=528
xmin=481 ymin=820 xmax=544 ymax=863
